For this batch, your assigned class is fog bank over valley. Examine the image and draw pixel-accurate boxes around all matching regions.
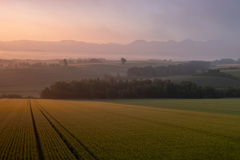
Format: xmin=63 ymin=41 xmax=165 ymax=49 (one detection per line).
xmin=0 ymin=39 xmax=239 ymax=61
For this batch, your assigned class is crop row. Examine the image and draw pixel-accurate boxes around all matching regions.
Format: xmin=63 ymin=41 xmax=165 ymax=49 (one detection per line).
xmin=35 ymin=100 xmax=121 ymax=160
xmin=0 ymin=100 xmax=38 ymax=160
xmin=36 ymin=99 xmax=240 ymax=160
xmin=30 ymin=100 xmax=77 ymax=160
xmin=33 ymin=100 xmax=96 ymax=160
xmin=0 ymin=99 xmax=98 ymax=160
xmin=2 ymin=98 xmax=240 ymax=159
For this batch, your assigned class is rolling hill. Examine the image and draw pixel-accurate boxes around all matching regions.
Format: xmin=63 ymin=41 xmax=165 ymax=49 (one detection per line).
xmin=0 ymin=39 xmax=240 ymax=60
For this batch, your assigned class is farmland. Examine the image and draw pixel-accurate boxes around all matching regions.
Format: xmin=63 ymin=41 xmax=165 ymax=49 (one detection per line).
xmin=222 ymin=69 xmax=240 ymax=78
xmin=2 ymin=60 xmax=240 ymax=98
xmin=0 ymin=60 xmax=176 ymax=97
xmin=0 ymin=99 xmax=240 ymax=159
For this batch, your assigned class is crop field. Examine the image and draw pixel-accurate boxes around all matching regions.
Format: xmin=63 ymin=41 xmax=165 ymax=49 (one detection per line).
xmin=163 ymin=75 xmax=240 ymax=89
xmin=0 ymin=99 xmax=240 ymax=159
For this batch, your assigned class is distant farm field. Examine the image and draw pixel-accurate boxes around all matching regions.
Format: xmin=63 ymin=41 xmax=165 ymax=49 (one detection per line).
xmin=163 ymin=75 xmax=240 ymax=89
xmin=1 ymin=61 xmax=240 ymax=97
xmin=0 ymin=61 xmax=176 ymax=97
xmin=0 ymin=99 xmax=240 ymax=159
xmin=222 ymin=70 xmax=240 ymax=78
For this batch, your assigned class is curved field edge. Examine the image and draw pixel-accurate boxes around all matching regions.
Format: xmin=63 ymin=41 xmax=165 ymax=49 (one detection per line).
xmin=104 ymin=98 xmax=240 ymax=116
xmin=165 ymin=75 xmax=240 ymax=88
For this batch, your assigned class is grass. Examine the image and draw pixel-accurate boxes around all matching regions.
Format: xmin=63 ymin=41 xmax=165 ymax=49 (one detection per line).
xmin=222 ymin=70 xmax=240 ymax=78
xmin=168 ymin=75 xmax=240 ymax=89
xmin=1 ymin=98 xmax=239 ymax=159
xmin=105 ymin=99 xmax=240 ymax=115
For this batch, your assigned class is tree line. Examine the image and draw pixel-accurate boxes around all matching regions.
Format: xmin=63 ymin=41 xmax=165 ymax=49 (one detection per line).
xmin=1 ymin=94 xmax=23 ymax=98
xmin=40 ymin=79 xmax=240 ymax=99
xmin=127 ymin=61 xmax=210 ymax=77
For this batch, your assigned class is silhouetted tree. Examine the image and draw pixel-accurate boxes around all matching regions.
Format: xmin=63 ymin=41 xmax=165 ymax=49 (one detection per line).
xmin=121 ymin=58 xmax=127 ymax=64
xmin=63 ymin=59 xmax=68 ymax=66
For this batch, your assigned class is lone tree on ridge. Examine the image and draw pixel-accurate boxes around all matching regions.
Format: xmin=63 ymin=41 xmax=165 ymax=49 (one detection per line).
xmin=121 ymin=58 xmax=127 ymax=64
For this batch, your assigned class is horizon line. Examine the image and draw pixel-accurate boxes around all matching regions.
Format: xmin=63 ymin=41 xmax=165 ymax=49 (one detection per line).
xmin=0 ymin=39 xmax=214 ymax=45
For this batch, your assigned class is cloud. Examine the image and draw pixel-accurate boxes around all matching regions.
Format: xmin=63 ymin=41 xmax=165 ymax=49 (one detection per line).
xmin=1 ymin=0 xmax=240 ymax=43
xmin=148 ymin=0 xmax=240 ymax=41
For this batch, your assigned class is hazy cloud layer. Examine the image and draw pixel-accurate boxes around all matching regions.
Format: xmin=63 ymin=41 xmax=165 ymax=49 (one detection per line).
xmin=0 ymin=0 xmax=240 ymax=43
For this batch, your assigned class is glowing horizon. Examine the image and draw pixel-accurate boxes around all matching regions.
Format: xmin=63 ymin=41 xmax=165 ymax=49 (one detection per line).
xmin=1 ymin=0 xmax=240 ymax=44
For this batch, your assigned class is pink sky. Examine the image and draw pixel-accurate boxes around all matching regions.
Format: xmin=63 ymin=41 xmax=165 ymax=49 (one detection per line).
xmin=0 ymin=0 xmax=239 ymax=44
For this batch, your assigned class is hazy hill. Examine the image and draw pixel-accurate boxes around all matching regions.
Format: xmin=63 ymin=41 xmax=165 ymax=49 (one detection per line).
xmin=0 ymin=40 xmax=239 ymax=60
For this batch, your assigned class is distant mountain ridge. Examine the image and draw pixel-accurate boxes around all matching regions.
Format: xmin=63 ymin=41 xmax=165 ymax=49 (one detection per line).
xmin=0 ymin=39 xmax=239 ymax=60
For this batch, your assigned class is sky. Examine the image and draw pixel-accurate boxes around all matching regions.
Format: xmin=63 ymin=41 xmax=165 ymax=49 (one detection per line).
xmin=1 ymin=0 xmax=240 ymax=44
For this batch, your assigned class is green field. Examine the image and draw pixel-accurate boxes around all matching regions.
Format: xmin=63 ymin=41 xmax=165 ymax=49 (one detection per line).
xmin=0 ymin=99 xmax=240 ymax=159
xmin=222 ymin=70 xmax=240 ymax=78
xmin=162 ymin=75 xmax=240 ymax=89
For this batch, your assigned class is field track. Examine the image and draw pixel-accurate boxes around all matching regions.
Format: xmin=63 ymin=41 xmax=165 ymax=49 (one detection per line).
xmin=28 ymin=100 xmax=43 ymax=160
xmin=32 ymin=100 xmax=97 ymax=160
xmin=0 ymin=100 xmax=38 ymax=159
xmin=0 ymin=99 xmax=97 ymax=160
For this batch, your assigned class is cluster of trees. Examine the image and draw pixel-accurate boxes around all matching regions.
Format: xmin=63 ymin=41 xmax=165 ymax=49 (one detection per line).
xmin=0 ymin=58 xmax=107 ymax=69
xmin=127 ymin=61 xmax=210 ymax=77
xmin=40 ymin=79 xmax=240 ymax=99
xmin=67 ymin=58 xmax=106 ymax=64
xmin=0 ymin=61 xmax=64 ymax=69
